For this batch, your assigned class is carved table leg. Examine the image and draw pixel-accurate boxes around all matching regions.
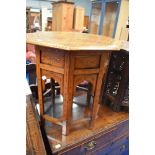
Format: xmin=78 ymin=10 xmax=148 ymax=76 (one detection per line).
xmin=36 ymin=46 xmax=44 ymax=125
xmin=62 ymin=54 xmax=74 ymax=135
xmin=90 ymin=52 xmax=111 ymax=129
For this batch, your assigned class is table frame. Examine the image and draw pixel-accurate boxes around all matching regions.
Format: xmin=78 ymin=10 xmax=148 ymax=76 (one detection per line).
xmin=36 ymin=45 xmax=111 ymax=135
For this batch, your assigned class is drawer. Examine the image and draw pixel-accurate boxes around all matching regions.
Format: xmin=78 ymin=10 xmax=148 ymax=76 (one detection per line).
xmin=95 ymin=136 xmax=129 ymax=155
xmin=74 ymin=56 xmax=100 ymax=69
xmin=40 ymin=47 xmax=65 ymax=68
xmin=110 ymin=137 xmax=129 ymax=155
xmin=86 ymin=121 xmax=128 ymax=153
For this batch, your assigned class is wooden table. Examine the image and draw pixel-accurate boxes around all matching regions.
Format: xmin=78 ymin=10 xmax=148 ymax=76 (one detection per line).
xmin=26 ymin=32 xmax=121 ymax=135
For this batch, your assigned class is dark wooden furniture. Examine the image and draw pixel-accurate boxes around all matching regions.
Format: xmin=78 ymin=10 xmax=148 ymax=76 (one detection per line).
xmin=26 ymin=32 xmax=122 ymax=135
xmin=102 ymin=41 xmax=129 ymax=112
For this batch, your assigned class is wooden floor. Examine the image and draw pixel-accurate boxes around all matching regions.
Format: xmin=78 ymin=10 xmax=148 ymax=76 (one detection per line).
xmin=40 ymin=91 xmax=129 ymax=154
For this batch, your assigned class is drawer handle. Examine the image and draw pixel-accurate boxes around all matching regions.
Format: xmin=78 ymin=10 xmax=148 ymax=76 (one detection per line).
xmin=85 ymin=141 xmax=96 ymax=151
xmin=120 ymin=144 xmax=126 ymax=151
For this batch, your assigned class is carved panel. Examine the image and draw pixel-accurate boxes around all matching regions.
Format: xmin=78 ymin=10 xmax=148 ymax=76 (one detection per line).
xmin=103 ymin=51 xmax=129 ymax=110
xmin=41 ymin=69 xmax=64 ymax=95
xmin=40 ymin=47 xmax=65 ymax=68
xmin=73 ymin=74 xmax=98 ymax=95
xmin=74 ymin=55 xmax=100 ymax=69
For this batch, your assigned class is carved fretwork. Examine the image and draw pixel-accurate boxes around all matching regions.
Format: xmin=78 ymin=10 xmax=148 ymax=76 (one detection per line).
xmin=102 ymin=50 xmax=129 ymax=111
xmin=73 ymin=74 xmax=97 ymax=95
xmin=41 ymin=69 xmax=64 ymax=95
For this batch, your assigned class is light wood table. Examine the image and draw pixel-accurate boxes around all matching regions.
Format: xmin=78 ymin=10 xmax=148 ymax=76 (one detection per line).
xmin=26 ymin=32 xmax=121 ymax=135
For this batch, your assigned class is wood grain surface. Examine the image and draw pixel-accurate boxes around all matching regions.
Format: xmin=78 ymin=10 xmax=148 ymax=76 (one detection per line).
xmin=26 ymin=95 xmax=47 ymax=155
xmin=26 ymin=32 xmax=121 ymax=51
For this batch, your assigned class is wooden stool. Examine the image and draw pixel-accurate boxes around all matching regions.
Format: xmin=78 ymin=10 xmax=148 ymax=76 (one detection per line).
xmin=26 ymin=32 xmax=121 ymax=135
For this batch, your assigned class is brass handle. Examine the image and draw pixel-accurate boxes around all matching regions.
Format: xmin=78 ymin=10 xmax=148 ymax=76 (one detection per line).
xmin=85 ymin=141 xmax=96 ymax=151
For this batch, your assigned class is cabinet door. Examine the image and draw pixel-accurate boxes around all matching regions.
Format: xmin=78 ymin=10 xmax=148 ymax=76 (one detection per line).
xmin=101 ymin=2 xmax=118 ymax=37
xmin=89 ymin=2 xmax=102 ymax=34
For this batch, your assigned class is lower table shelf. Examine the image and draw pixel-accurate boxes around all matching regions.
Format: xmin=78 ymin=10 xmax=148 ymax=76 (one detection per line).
xmin=26 ymin=92 xmax=129 ymax=155
xmin=44 ymin=97 xmax=129 ymax=155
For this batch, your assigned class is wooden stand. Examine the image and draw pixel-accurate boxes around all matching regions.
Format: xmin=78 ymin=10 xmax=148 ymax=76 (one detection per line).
xmin=26 ymin=32 xmax=121 ymax=135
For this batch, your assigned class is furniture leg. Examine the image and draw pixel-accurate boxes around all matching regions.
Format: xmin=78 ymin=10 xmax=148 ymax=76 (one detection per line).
xmin=62 ymin=54 xmax=74 ymax=135
xmin=87 ymin=83 xmax=92 ymax=106
xmin=36 ymin=46 xmax=44 ymax=125
xmin=51 ymin=78 xmax=55 ymax=105
xmin=90 ymin=52 xmax=111 ymax=129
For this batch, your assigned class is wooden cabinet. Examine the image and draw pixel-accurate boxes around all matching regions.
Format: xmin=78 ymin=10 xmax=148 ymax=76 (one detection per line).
xmin=52 ymin=2 xmax=74 ymax=31
xmin=89 ymin=0 xmax=121 ymax=38
xmin=73 ymin=6 xmax=85 ymax=31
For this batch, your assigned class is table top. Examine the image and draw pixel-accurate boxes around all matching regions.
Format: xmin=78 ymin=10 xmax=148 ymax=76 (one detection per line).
xmin=120 ymin=40 xmax=129 ymax=51
xmin=26 ymin=32 xmax=122 ymax=51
